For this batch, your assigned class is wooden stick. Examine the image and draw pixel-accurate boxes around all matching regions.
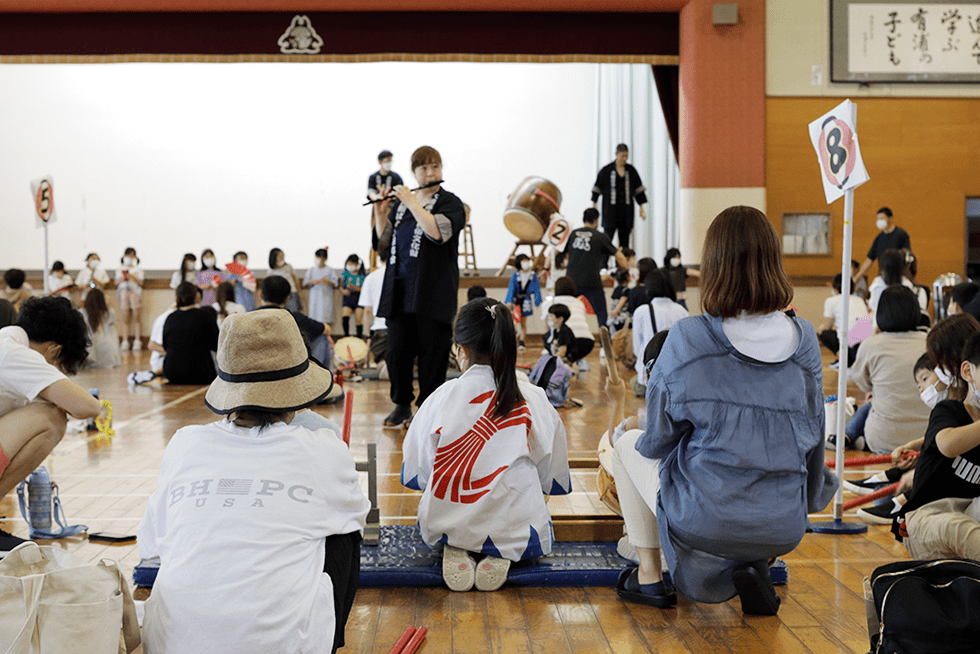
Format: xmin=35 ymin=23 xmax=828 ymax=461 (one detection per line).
xmin=598 ymin=326 xmax=619 ymax=385
xmin=842 ymin=481 xmax=900 ymax=511
xmin=400 ymin=626 xmax=427 ymax=654
xmin=386 ymin=626 xmax=416 ymax=654
xmin=342 ymin=390 xmax=354 ymax=447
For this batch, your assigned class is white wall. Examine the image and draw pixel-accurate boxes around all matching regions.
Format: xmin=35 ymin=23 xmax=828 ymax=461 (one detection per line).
xmin=0 ymin=61 xmax=601 ymax=273
xmin=767 ymin=0 xmax=980 ymax=97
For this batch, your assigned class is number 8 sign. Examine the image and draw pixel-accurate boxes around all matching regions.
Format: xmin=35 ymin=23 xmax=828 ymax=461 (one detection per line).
xmin=808 ymin=100 xmax=869 ymax=204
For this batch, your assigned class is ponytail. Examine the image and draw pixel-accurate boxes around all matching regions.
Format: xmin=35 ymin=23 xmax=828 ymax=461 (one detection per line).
xmin=453 ymin=298 xmax=524 ymax=420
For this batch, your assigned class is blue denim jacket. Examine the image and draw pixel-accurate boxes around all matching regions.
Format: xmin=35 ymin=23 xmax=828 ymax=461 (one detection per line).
xmin=639 ymin=312 xmax=836 ymax=565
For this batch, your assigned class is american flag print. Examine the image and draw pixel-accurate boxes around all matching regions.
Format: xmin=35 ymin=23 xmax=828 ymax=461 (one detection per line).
xmin=216 ymin=479 xmax=252 ymax=495
xmin=431 ymin=390 xmax=532 ymax=504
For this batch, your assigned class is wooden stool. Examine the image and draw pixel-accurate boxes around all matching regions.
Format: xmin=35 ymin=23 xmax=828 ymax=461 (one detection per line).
xmin=496 ymin=240 xmax=547 ymax=276
xmin=458 ymin=223 xmax=478 ymax=276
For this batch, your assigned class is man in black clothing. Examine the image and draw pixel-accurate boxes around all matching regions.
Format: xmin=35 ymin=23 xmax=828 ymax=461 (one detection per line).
xmin=853 ymin=206 xmax=912 ymax=284
xmin=163 ymin=283 xmax=220 ymax=385
xmin=259 ymin=276 xmax=331 ymax=365
xmin=563 ymin=208 xmax=628 ymax=328
xmin=368 ymin=150 xmax=404 ymax=266
xmin=591 ymin=143 xmax=648 ymax=248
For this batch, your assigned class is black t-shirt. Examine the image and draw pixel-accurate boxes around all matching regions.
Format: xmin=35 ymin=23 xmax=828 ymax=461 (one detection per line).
xmin=543 ymin=323 xmax=574 ymax=358
xmin=256 ymin=305 xmax=324 ymax=345
xmin=901 ymin=400 xmax=979 ymax=515
xmin=867 ymin=226 xmax=911 ymax=261
xmin=627 ymin=286 xmax=648 ymax=315
xmin=564 ymin=227 xmax=617 ymax=290
xmin=666 ymin=266 xmax=686 ymax=293
xmin=163 ymin=307 xmax=220 ymax=385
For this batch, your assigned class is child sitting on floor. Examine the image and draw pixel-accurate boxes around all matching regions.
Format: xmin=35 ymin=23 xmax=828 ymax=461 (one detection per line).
xmin=401 ymin=298 xmax=571 ymax=592
xmin=138 ymin=310 xmax=369 ymax=654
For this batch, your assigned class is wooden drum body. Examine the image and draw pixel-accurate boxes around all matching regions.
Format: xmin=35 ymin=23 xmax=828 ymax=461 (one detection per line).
xmin=503 ymin=177 xmax=562 ymax=242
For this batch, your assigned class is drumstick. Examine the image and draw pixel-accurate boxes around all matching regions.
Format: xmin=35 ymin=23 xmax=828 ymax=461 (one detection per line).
xmin=386 ymin=626 xmax=415 ymax=654
xmin=599 ymin=327 xmax=619 ymax=385
xmin=362 ymin=180 xmax=444 ymax=206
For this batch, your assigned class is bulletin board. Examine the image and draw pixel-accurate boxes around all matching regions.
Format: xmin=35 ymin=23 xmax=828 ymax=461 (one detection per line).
xmin=831 ymin=0 xmax=980 ymax=82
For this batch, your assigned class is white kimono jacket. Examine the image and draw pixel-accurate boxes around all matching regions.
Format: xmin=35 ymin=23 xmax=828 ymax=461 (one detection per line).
xmin=401 ymin=365 xmax=571 ymax=562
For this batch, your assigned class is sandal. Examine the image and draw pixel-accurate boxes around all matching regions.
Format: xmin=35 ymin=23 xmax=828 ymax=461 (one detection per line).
xmin=732 ymin=562 xmax=781 ymax=615
xmin=475 ymin=555 xmax=511 ymax=592
xmin=442 ymin=545 xmax=476 ymax=592
xmin=616 ymin=568 xmax=677 ymax=608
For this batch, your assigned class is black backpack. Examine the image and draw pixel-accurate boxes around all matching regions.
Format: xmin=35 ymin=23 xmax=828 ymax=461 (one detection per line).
xmin=869 ymin=559 xmax=980 ymax=653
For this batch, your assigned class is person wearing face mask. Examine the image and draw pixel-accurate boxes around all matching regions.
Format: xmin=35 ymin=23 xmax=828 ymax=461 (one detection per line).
xmin=504 ymin=254 xmax=542 ymax=352
xmin=197 ymin=249 xmax=227 ymax=308
xmin=304 ymin=248 xmax=338 ymax=325
xmin=0 ymin=296 xmax=103 ymax=556
xmin=662 ymin=248 xmax=700 ymax=309
xmin=227 ymin=251 xmax=256 ymax=312
xmin=340 ymin=254 xmax=365 ymax=338
xmin=590 ymin=143 xmax=648 ymax=248
xmin=375 ymin=146 xmax=467 ymax=428
xmin=115 ymin=247 xmax=145 ymax=351
xmin=367 ymin=150 xmax=403 ymax=268
xmin=401 ymin=299 xmax=570 ymax=592
xmin=852 ymin=206 xmax=912 ymax=286
xmin=75 ymin=252 xmax=110 ymax=301
xmin=170 ymin=253 xmax=198 ymax=290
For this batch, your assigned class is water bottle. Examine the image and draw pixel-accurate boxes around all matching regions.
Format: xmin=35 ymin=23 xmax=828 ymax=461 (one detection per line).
xmin=27 ymin=467 xmax=53 ymax=532
xmin=87 ymin=388 xmax=99 ymax=430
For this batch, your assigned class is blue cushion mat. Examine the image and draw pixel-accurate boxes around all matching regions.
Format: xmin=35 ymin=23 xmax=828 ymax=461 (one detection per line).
xmin=359 ymin=525 xmax=629 ymax=588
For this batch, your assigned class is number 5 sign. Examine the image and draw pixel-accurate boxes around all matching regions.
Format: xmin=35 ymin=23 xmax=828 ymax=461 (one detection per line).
xmin=807 ymin=100 xmax=869 ymax=204
xmin=30 ymin=176 xmax=57 ymax=227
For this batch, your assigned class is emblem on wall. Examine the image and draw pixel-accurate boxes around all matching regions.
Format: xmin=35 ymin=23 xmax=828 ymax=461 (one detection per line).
xmin=278 ymin=15 xmax=324 ymax=55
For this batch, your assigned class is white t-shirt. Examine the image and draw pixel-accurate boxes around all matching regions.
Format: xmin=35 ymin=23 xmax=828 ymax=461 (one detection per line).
xmin=212 ymin=301 xmax=246 ymax=327
xmin=0 ymin=326 xmax=66 ymax=418
xmin=149 ymin=308 xmax=177 ymax=371
xmin=75 ymin=265 xmax=110 ymax=289
xmin=357 ymin=266 xmax=387 ymax=331
xmin=822 ymin=293 xmax=868 ymax=333
xmin=138 ymin=419 xmax=369 ymax=654
xmin=721 ymin=311 xmax=799 ymax=363
xmin=114 ymin=264 xmax=145 ymax=293
xmin=631 ymin=298 xmax=689 ymax=383
xmin=47 ymin=273 xmax=73 ymax=296
xmin=543 ymin=295 xmax=593 ymax=341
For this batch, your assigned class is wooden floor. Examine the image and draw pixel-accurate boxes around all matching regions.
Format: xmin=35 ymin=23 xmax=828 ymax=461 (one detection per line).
xmin=0 ymin=345 xmax=904 ymax=654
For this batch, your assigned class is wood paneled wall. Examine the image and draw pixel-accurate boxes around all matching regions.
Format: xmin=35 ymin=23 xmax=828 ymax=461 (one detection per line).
xmin=767 ymin=97 xmax=980 ymax=285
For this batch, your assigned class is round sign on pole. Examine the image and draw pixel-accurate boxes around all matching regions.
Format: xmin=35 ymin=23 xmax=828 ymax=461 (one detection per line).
xmin=818 ymin=116 xmax=857 ymax=191
xmin=546 ymin=215 xmax=570 ymax=249
xmin=34 ymin=179 xmax=53 ymax=222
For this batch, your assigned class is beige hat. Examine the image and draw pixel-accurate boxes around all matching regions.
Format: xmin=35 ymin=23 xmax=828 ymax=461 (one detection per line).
xmin=204 ymin=310 xmax=333 ymax=415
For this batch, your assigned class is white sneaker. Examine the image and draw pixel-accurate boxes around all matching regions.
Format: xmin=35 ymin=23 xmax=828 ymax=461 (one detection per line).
xmin=442 ymin=545 xmax=476 ymax=592
xmin=132 ymin=340 xmax=143 ymax=351
xmin=578 ymin=360 xmax=590 ymax=372
xmin=475 ymin=555 xmax=511 ymax=592
xmin=617 ymin=536 xmax=640 ymax=564
xmin=119 ymin=340 xmax=130 ymax=351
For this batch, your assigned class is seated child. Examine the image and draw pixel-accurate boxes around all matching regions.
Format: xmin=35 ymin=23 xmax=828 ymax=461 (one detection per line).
xmin=543 ymin=304 xmax=575 ymax=364
xmin=2 ymin=269 xmax=33 ymax=314
xmin=401 ymin=299 xmax=571 ymax=592
xmin=162 ymin=283 xmax=220 ymax=385
xmin=47 ymin=261 xmax=73 ymax=299
xmin=79 ymin=289 xmax=122 ymax=369
xmin=606 ymin=268 xmax=631 ymax=334
xmin=816 ymin=273 xmax=869 ymax=367
xmin=467 ymin=285 xmax=487 ymax=302
xmin=138 ymin=310 xmax=369 ymax=654
xmin=0 ymin=296 xmax=102 ymax=554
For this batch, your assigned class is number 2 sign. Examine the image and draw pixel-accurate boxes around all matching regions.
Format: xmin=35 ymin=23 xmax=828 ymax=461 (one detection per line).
xmin=808 ymin=100 xmax=869 ymax=204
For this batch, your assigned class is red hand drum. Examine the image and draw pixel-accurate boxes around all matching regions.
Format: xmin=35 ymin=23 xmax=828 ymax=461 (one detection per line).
xmin=503 ymin=177 xmax=562 ymax=242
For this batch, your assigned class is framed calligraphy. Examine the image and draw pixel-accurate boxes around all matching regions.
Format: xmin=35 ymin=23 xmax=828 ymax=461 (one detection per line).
xmin=782 ymin=213 xmax=832 ymax=256
xmin=832 ymin=0 xmax=980 ymax=82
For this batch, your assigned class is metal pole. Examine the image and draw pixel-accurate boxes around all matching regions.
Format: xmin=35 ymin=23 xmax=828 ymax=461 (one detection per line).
xmin=43 ymin=222 xmax=50 ymax=295
xmin=833 ymin=189 xmax=855 ymax=520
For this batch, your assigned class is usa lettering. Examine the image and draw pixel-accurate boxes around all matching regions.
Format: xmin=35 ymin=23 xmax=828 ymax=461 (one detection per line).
xmin=168 ymin=478 xmax=313 ymax=508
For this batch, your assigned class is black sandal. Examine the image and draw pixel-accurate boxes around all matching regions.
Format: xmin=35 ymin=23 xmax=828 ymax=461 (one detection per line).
xmin=732 ymin=563 xmax=781 ymax=615
xmin=616 ymin=568 xmax=677 ymax=608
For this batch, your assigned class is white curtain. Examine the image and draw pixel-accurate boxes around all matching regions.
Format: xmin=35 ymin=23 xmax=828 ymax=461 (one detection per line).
xmin=594 ymin=64 xmax=679 ymax=264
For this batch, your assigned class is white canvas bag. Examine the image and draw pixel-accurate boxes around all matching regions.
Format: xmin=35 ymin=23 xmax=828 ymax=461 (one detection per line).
xmin=0 ymin=542 xmax=140 ymax=654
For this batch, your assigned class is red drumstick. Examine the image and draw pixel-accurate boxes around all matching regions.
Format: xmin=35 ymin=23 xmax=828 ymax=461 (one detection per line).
xmin=342 ymin=390 xmax=354 ymax=447
xmin=842 ymin=481 xmax=901 ymax=511
xmin=400 ymin=626 xmax=427 ymax=654
xmin=386 ymin=626 xmax=415 ymax=654
xmin=825 ymin=452 xmax=918 ymax=468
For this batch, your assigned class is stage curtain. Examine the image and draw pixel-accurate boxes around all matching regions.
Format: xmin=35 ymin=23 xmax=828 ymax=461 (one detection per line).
xmin=594 ymin=64 xmax=679 ymax=263
xmin=651 ymin=65 xmax=679 ymax=163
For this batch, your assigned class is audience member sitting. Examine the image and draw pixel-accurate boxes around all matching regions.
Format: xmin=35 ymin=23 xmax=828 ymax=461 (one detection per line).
xmin=79 ymin=288 xmax=121 ymax=369
xmin=0 ymin=300 xmax=16 ymax=329
xmin=0 ymin=296 xmax=101 ymax=555
xmin=627 ymin=257 xmax=657 ymax=314
xmin=948 ymin=282 xmax=980 ymax=318
xmin=2 ymin=269 xmax=33 ymax=314
xmin=612 ymin=206 xmax=835 ymax=616
xmin=213 ymin=281 xmax=245 ymax=327
xmin=545 ymin=276 xmax=595 ymax=369
xmin=847 ymin=286 xmax=930 ymax=454
xmin=162 ymin=282 xmax=219 ymax=385
xmin=401 ymin=298 xmax=571 ymax=592
xmin=868 ymin=249 xmax=926 ymax=318
xmin=259 ymin=276 xmax=332 ymax=366
xmin=817 ymin=273 xmax=869 ymax=367
xmin=138 ymin=309 xmax=369 ymax=654
xmin=47 ymin=261 xmax=73 ymax=299
xmin=630 ymin=269 xmax=688 ymax=391
xmin=466 ymin=285 xmax=487 ymax=302
xmin=543 ymin=304 xmax=575 ymax=364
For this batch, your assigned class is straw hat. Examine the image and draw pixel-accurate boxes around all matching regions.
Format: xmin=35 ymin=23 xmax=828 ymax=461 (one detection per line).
xmin=204 ymin=310 xmax=333 ymax=414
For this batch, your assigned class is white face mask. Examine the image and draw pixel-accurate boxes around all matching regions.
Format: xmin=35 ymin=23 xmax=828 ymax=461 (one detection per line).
xmin=380 ymin=162 xmax=392 ymax=173
xmin=236 ymin=259 xmax=248 ymax=268
xmin=87 ymin=259 xmax=98 ymax=270
xmin=920 ymin=381 xmax=948 ymax=409
xmin=203 ymin=257 xmax=215 ymax=268
xmin=123 ymin=256 xmax=134 ymax=266
xmin=876 ymin=218 xmax=888 ymax=230
xmin=670 ymin=257 xmax=681 ymax=267
xmin=935 ymin=366 xmax=953 ymax=387
xmin=347 ymin=264 xmax=358 ymax=273
xmin=521 ymin=260 xmax=532 ymax=271
xmin=546 ymin=318 xmax=556 ymax=329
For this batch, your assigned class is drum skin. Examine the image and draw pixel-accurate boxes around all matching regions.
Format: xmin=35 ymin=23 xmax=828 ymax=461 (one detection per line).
xmin=333 ymin=336 xmax=369 ymax=368
xmin=503 ymin=177 xmax=562 ymax=241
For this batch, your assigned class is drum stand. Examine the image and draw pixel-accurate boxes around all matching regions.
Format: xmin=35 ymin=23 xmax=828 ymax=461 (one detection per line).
xmin=496 ymin=240 xmax=547 ymax=276
xmin=458 ymin=223 xmax=478 ymax=276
